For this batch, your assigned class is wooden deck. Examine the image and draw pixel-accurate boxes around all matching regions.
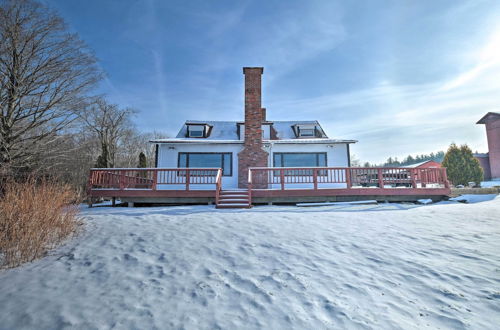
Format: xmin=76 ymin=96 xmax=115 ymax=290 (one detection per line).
xmin=88 ymin=167 xmax=451 ymax=207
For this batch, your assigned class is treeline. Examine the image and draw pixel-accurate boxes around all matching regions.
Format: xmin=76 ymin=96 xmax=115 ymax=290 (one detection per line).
xmin=362 ymin=151 xmax=445 ymax=168
xmin=0 ymin=0 xmax=165 ymax=196
xmin=0 ymin=0 xmax=168 ymax=268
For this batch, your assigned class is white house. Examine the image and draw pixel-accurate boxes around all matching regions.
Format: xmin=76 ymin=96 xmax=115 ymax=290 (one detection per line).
xmin=150 ymin=67 xmax=357 ymax=190
xmin=88 ymin=67 xmax=451 ymax=207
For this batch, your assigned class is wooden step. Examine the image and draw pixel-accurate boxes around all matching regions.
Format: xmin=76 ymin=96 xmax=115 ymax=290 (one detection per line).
xmin=216 ymin=189 xmax=251 ymax=209
xmin=220 ymin=192 xmax=249 ymax=196
xmin=218 ymin=199 xmax=249 ymax=204
xmin=216 ymin=203 xmax=252 ymax=209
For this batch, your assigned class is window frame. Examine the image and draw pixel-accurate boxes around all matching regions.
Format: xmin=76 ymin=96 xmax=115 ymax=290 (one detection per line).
xmin=298 ymin=128 xmax=315 ymax=137
xmin=177 ymin=152 xmax=233 ymax=176
xmin=273 ymin=152 xmax=327 ymax=176
xmin=187 ymin=125 xmax=206 ymax=138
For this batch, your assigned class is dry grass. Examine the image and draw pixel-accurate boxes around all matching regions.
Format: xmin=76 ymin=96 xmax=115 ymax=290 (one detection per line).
xmin=0 ymin=180 xmax=81 ymax=269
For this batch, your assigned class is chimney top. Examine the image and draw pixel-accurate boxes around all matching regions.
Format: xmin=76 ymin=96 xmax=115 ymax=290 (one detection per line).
xmin=243 ymin=67 xmax=264 ymax=74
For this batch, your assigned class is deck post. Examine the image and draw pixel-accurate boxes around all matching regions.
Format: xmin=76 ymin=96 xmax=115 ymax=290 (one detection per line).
xmin=280 ymin=169 xmax=285 ymax=190
xmin=313 ymin=168 xmax=318 ymax=190
xmin=421 ymin=169 xmax=427 ymax=188
xmin=119 ymin=171 xmax=125 ymax=190
xmin=186 ymin=169 xmax=190 ymax=191
xmin=345 ymin=168 xmax=352 ymax=189
xmin=112 ymin=197 xmax=116 ymax=207
xmin=442 ymin=168 xmax=450 ymax=188
xmin=377 ymin=169 xmax=384 ymax=188
xmin=411 ymin=169 xmax=417 ymax=188
xmin=152 ymin=169 xmax=158 ymax=191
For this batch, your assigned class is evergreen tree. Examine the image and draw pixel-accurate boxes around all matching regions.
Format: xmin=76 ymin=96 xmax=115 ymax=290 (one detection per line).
xmin=442 ymin=143 xmax=483 ymax=186
xmin=137 ymin=152 xmax=147 ymax=168
xmin=460 ymin=144 xmax=483 ymax=185
xmin=94 ymin=144 xmax=109 ymax=168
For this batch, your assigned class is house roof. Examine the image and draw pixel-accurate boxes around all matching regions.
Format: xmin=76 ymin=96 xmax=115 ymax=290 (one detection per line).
xmin=403 ymin=160 xmax=440 ymax=168
xmin=149 ymin=120 xmax=357 ymax=144
xmin=477 ymin=112 xmax=500 ymax=124
xmin=150 ymin=138 xmax=357 ymax=144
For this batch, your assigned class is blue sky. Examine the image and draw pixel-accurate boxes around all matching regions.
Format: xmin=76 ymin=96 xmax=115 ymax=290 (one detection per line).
xmin=48 ymin=0 xmax=500 ymax=163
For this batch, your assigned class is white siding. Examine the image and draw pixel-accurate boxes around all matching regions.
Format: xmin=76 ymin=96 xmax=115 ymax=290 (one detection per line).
xmin=157 ymin=143 xmax=242 ymax=189
xmin=266 ymin=143 xmax=349 ymax=189
xmin=156 ymin=142 xmax=350 ymax=189
xmin=268 ymin=143 xmax=349 ymax=167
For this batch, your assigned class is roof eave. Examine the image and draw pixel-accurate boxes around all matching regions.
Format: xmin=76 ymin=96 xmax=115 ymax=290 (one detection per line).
xmin=477 ymin=112 xmax=500 ymax=124
xmin=150 ymin=139 xmax=357 ymax=144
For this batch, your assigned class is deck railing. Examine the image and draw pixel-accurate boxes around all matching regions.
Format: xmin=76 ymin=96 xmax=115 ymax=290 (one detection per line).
xmin=88 ymin=166 xmax=450 ymax=195
xmin=248 ymin=167 xmax=450 ymax=190
xmin=88 ymin=168 xmax=221 ymax=191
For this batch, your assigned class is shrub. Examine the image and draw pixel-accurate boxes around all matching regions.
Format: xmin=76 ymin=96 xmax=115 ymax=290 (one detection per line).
xmin=0 ymin=180 xmax=81 ymax=269
xmin=442 ymin=143 xmax=483 ymax=186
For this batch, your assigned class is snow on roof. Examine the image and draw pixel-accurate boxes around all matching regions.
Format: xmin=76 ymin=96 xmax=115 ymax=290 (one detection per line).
xmin=178 ymin=121 xmax=238 ymax=140
xmin=150 ymin=120 xmax=356 ymax=143
xmin=403 ymin=160 xmax=439 ymax=168
xmin=271 ymin=121 xmax=324 ymax=139
xmin=150 ymin=138 xmax=357 ymax=144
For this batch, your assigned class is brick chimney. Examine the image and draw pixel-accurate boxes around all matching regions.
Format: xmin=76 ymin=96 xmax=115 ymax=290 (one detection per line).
xmin=238 ymin=67 xmax=268 ymax=188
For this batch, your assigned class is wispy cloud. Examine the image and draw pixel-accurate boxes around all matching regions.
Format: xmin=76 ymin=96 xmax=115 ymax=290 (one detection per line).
xmin=268 ymin=24 xmax=500 ymax=163
xmin=441 ymin=26 xmax=500 ymax=91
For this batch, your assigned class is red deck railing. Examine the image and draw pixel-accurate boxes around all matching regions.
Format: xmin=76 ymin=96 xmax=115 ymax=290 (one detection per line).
xmin=248 ymin=167 xmax=450 ymax=190
xmin=87 ymin=167 xmax=450 ymax=205
xmin=88 ymin=168 xmax=222 ymax=191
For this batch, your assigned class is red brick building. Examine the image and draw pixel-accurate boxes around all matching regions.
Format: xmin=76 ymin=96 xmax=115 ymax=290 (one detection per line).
xmin=476 ymin=112 xmax=500 ymax=180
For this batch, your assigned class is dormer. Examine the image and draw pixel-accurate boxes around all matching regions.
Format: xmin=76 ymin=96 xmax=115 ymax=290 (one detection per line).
xmin=292 ymin=124 xmax=326 ymax=138
xmin=186 ymin=123 xmax=212 ymax=138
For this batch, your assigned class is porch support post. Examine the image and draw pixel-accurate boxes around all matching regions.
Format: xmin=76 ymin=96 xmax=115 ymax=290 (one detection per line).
xmin=442 ymin=168 xmax=450 ymax=188
xmin=411 ymin=169 xmax=417 ymax=188
xmin=377 ymin=169 xmax=384 ymax=188
xmin=119 ymin=170 xmax=125 ymax=190
xmin=152 ymin=169 xmax=158 ymax=191
xmin=345 ymin=168 xmax=352 ymax=189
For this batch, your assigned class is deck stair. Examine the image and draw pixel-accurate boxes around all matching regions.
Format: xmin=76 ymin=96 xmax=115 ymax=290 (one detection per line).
xmin=216 ymin=189 xmax=252 ymax=209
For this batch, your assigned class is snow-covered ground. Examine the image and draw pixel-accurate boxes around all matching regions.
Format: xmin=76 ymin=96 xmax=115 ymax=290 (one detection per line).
xmin=1 ymin=196 xmax=500 ymax=329
xmin=481 ymin=180 xmax=500 ymax=188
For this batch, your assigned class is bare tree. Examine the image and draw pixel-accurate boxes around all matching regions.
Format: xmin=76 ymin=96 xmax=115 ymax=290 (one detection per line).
xmin=0 ymin=0 xmax=101 ymax=174
xmin=77 ymin=97 xmax=135 ymax=168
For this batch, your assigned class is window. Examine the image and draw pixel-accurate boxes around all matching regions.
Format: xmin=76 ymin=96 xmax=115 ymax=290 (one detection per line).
xmin=274 ymin=153 xmax=326 ymax=167
xmin=187 ymin=125 xmax=205 ymax=138
xmin=178 ymin=152 xmax=232 ymax=176
xmin=299 ymin=128 xmax=315 ymax=137
xmin=294 ymin=124 xmax=321 ymax=138
xmin=273 ymin=152 xmax=327 ymax=175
